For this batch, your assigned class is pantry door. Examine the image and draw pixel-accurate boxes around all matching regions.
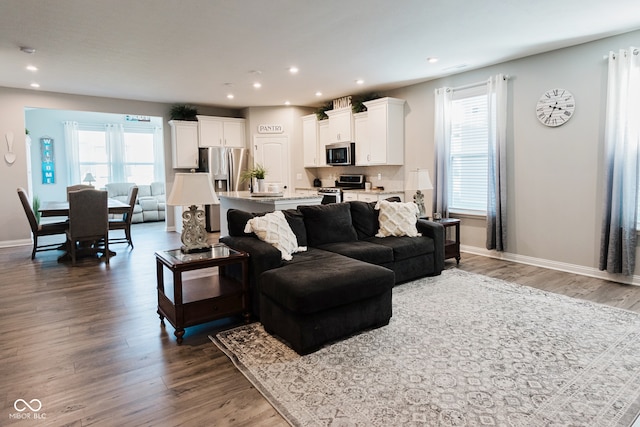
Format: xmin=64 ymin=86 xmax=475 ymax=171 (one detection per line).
xmin=252 ymin=135 xmax=290 ymax=190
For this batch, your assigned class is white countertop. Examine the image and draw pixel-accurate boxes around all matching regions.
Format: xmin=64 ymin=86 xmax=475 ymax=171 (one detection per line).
xmin=218 ymin=191 xmax=322 ymax=203
xmin=295 ymin=187 xmax=404 ymax=195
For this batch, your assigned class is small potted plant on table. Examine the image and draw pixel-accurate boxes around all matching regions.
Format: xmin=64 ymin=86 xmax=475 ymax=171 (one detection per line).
xmin=241 ymin=164 xmax=267 ymax=193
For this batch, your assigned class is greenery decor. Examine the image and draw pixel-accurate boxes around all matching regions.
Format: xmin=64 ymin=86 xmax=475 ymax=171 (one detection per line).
xmin=169 ymin=104 xmax=199 ymax=121
xmin=240 ymin=164 xmax=267 ymax=182
xmin=351 ymin=92 xmax=381 ymax=113
xmin=315 ymin=101 xmax=333 ymax=121
xmin=32 ymin=195 xmax=41 ymax=224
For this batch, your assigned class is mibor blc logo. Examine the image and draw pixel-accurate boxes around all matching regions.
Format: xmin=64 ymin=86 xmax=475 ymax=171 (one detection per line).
xmin=9 ymin=399 xmax=46 ymax=420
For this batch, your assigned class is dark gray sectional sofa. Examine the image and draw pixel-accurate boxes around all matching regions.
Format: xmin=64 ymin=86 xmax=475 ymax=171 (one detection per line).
xmin=220 ymin=200 xmax=445 ymax=354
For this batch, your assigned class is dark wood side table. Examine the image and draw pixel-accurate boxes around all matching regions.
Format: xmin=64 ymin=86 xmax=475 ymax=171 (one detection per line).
xmin=435 ymin=218 xmax=461 ymax=264
xmin=155 ymin=243 xmax=249 ymax=344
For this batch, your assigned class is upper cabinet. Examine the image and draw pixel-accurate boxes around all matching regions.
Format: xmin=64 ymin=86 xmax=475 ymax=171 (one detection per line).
xmin=360 ymin=97 xmax=405 ymax=165
xmin=302 ymin=114 xmax=320 ymax=167
xmin=326 ymin=107 xmax=354 ymax=143
xmin=353 ymin=112 xmax=369 ymax=166
xmin=197 ymin=115 xmax=246 ymax=148
xmin=169 ymin=120 xmax=199 ymax=169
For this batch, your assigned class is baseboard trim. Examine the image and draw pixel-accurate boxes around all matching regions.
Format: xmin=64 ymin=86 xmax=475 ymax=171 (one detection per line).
xmin=461 ymin=245 xmax=640 ymax=286
xmin=0 ymin=239 xmax=32 ymax=249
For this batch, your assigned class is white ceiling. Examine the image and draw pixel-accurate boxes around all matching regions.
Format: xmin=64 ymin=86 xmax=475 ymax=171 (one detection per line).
xmin=1 ymin=0 xmax=639 ymax=109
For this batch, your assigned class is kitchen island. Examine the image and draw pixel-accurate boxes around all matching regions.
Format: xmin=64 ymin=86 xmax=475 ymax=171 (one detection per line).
xmin=217 ymin=191 xmax=322 ymax=236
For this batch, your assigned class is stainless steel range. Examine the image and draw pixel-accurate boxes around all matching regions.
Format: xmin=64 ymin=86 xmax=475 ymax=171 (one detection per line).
xmin=317 ymin=174 xmax=365 ymax=204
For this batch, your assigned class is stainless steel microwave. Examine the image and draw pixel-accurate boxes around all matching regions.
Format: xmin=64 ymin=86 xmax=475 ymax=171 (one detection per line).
xmin=325 ymin=142 xmax=355 ymax=166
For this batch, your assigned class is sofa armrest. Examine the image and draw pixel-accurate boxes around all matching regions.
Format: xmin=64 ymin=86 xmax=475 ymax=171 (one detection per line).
xmin=417 ymin=219 xmax=445 ymax=273
xmin=220 ymin=235 xmax=283 ymax=317
xmin=219 ymin=235 xmax=282 ymax=282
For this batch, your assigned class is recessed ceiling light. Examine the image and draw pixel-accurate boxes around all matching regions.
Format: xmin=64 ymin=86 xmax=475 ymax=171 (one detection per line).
xmin=20 ymin=46 xmax=36 ymax=54
xmin=355 ymin=79 xmax=364 ymax=85
xmin=284 ymin=101 xmax=291 ymax=106
xmin=226 ymin=94 xmax=234 ymax=99
xmin=26 ymin=65 xmax=38 ymax=72
xmin=30 ymin=82 xmax=40 ymax=88
xmin=315 ymin=91 xmax=322 ymax=97
xmin=289 ymin=66 xmax=299 ymax=74
xmin=253 ymin=82 xmax=262 ymax=89
xmin=427 ymin=57 xmax=439 ymax=64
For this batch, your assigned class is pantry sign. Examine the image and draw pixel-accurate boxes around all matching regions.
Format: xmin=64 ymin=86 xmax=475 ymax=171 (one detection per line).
xmin=257 ymin=124 xmax=284 ymax=134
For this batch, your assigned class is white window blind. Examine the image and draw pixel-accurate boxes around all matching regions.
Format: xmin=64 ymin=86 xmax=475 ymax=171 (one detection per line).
xmin=449 ymin=87 xmax=489 ymax=214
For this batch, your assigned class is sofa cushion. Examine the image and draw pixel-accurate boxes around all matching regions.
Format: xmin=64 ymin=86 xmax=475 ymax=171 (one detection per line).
xmin=227 ymin=208 xmax=308 ymax=247
xmin=317 ymin=240 xmax=393 ymax=265
xmin=365 ymin=235 xmax=434 ymax=261
xmin=151 ymin=181 xmax=165 ymax=197
xmin=349 ymin=200 xmax=379 ymax=239
xmin=244 ymin=211 xmax=306 ymax=261
xmin=260 ymin=253 xmax=394 ymax=314
xmin=375 ymin=200 xmax=421 ymax=237
xmin=299 ymin=203 xmax=357 ymax=246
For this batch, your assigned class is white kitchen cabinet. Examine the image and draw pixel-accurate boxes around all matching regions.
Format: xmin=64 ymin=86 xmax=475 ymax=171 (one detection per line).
xmin=318 ymin=120 xmax=329 ymax=165
xmin=302 ymin=114 xmax=320 ymax=167
xmin=353 ymin=112 xmax=369 ymax=166
xmin=197 ymin=116 xmax=246 ymax=148
xmin=295 ymin=189 xmax=319 ymax=196
xmin=169 ymin=120 xmax=199 ymax=169
xmin=342 ymin=192 xmax=358 ymax=202
xmin=326 ymin=107 xmax=353 ymax=143
xmin=361 ymin=97 xmax=405 ymax=165
xmin=357 ymin=192 xmax=403 ymax=203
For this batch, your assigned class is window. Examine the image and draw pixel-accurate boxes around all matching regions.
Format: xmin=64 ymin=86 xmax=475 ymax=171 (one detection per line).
xmin=449 ymin=86 xmax=489 ymax=215
xmin=78 ymin=129 xmax=109 ymax=189
xmin=75 ymin=124 xmax=162 ymax=189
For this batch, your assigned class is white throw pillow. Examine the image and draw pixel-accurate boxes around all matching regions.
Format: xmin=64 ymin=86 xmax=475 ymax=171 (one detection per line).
xmin=375 ymin=200 xmax=421 ymax=238
xmin=244 ymin=211 xmax=307 ymax=260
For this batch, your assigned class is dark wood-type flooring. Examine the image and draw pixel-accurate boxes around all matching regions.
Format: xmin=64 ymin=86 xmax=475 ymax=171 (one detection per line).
xmin=2 ymin=221 xmax=640 ymax=426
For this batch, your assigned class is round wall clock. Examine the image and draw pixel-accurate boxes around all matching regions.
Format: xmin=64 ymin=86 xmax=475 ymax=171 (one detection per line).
xmin=536 ymin=88 xmax=575 ymax=127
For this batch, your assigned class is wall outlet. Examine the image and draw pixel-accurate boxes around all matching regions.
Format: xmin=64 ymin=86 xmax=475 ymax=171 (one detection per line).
xmin=377 ymin=173 xmax=382 ymax=181
xmin=296 ymin=173 xmax=302 ymax=180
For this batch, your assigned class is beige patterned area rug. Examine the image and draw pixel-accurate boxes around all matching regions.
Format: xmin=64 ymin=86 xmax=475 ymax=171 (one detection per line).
xmin=211 ymin=269 xmax=640 ymax=426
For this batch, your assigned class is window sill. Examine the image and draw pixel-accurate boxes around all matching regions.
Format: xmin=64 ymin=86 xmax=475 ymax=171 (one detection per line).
xmin=448 ymin=209 xmax=486 ymax=220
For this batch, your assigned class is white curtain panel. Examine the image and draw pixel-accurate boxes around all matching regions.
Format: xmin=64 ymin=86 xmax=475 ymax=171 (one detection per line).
xmin=433 ymin=87 xmax=452 ymax=217
xmin=106 ymin=123 xmax=125 ymax=182
xmin=599 ymin=47 xmax=640 ymax=275
xmin=153 ymin=126 xmax=165 ymax=183
xmin=486 ymin=74 xmax=508 ymax=251
xmin=63 ymin=121 xmax=81 ymax=184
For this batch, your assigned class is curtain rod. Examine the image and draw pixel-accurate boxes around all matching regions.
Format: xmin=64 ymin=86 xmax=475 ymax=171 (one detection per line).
xmin=603 ymin=48 xmax=639 ymax=60
xmin=451 ymin=74 xmax=510 ymax=92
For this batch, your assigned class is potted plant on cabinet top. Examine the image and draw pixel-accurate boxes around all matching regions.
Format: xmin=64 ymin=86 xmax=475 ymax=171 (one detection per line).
xmin=240 ymin=164 xmax=267 ymax=193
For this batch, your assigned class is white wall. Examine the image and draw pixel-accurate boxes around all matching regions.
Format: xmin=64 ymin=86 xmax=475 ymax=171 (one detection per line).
xmin=386 ymin=29 xmax=640 ymax=282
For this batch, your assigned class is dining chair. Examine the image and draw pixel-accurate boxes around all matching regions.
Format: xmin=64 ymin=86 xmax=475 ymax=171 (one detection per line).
xmin=67 ymin=189 xmax=109 ymax=265
xmin=109 ymin=185 xmax=138 ymax=248
xmin=66 ymin=185 xmax=93 ymax=200
xmin=17 ymin=188 xmax=69 ymax=260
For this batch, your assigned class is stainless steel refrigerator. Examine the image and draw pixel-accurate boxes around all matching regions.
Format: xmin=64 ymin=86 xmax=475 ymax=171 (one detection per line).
xmin=198 ymin=147 xmax=249 ymax=232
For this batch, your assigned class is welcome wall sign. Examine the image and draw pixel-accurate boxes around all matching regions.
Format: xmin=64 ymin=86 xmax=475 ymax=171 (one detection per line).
xmin=40 ymin=137 xmax=55 ymax=184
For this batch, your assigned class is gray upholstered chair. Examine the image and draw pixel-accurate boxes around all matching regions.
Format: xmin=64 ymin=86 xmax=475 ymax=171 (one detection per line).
xmin=109 ymin=185 xmax=138 ymax=248
xmin=67 ymin=189 xmax=109 ymax=265
xmin=17 ymin=187 xmax=68 ymax=259
xmin=66 ymin=185 xmax=93 ymax=200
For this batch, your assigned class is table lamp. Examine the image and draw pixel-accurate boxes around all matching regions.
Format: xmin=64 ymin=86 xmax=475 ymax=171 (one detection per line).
xmin=409 ymin=168 xmax=433 ymax=217
xmin=167 ymin=170 xmax=219 ymax=253
xmin=83 ymin=172 xmax=96 ymax=186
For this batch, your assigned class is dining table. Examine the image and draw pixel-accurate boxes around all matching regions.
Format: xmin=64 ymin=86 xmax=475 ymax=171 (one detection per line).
xmin=39 ymin=198 xmax=130 ymax=217
xmin=39 ymin=198 xmax=131 ymax=262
